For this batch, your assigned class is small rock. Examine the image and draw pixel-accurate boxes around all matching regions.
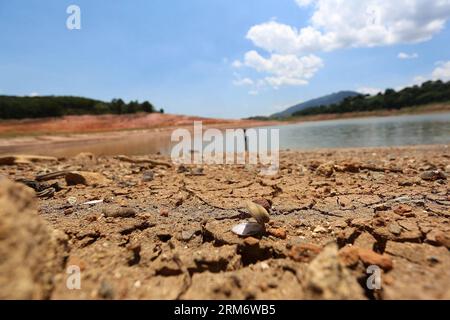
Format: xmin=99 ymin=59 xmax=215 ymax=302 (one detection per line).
xmin=98 ymin=281 xmax=114 ymax=299
xmin=67 ymin=197 xmax=77 ymax=205
xmin=142 ymin=170 xmax=154 ymax=182
xmin=181 ymin=230 xmax=195 ymax=242
xmin=288 ymin=243 xmax=322 ymax=262
xmin=177 ymin=165 xmax=189 ymax=173
xmin=267 ymin=227 xmax=287 ymax=239
xmin=420 ymin=170 xmax=447 ymax=181
xmin=435 ymin=232 xmax=450 ymax=249
xmin=338 ymin=246 xmax=360 ymax=267
xmin=65 ymin=171 xmax=111 ymax=186
xmin=357 ymin=248 xmax=393 ymax=271
xmin=160 ymin=209 xmax=169 ymax=217
xmin=393 ymin=204 xmax=412 ymax=215
xmin=304 ymin=244 xmax=365 ymax=299
xmin=103 ymin=207 xmax=136 ymax=218
xmin=445 ymin=165 xmax=450 ymax=173
xmin=243 ymin=237 xmax=260 ymax=246
xmin=353 ymin=232 xmax=377 ymax=250
xmin=388 ymin=223 xmax=402 ymax=236
xmin=316 ymin=162 xmax=334 ymax=177
xmin=313 ymin=226 xmax=327 ymax=234
xmin=191 ymin=168 xmax=204 ymax=176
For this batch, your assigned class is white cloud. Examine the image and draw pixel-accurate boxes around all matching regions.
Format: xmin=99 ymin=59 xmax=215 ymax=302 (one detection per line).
xmin=247 ymin=0 xmax=450 ymax=55
xmin=232 ymin=60 xmax=243 ymax=68
xmin=398 ymin=52 xmax=419 ymax=59
xmin=29 ymin=92 xmax=39 ymax=97
xmin=431 ymin=61 xmax=450 ymax=81
xmin=295 ymin=0 xmax=314 ymax=7
xmin=248 ymin=90 xmax=259 ymax=96
xmin=233 ymin=77 xmax=254 ymax=86
xmin=358 ymin=87 xmax=382 ymax=95
xmin=239 ymin=50 xmax=324 ymax=88
xmin=235 ymin=0 xmax=450 ymax=89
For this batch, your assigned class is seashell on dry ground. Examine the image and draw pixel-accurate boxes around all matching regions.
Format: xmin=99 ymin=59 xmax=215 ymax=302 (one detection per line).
xmin=231 ymin=222 xmax=265 ymax=237
xmin=245 ymin=200 xmax=270 ymax=225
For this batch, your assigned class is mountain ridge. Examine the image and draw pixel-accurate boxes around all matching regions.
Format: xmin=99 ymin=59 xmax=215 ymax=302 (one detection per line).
xmin=271 ymin=91 xmax=360 ymax=118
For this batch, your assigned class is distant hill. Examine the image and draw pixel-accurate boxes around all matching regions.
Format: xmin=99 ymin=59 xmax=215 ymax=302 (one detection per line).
xmin=271 ymin=91 xmax=360 ymax=118
xmin=292 ymin=80 xmax=450 ymax=117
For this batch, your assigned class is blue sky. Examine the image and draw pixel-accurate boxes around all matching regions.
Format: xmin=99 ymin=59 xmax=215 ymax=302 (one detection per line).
xmin=1 ymin=0 xmax=450 ymax=118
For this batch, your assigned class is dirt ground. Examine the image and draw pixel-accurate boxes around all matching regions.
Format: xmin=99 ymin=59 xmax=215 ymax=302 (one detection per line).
xmin=0 ymin=145 xmax=449 ymax=300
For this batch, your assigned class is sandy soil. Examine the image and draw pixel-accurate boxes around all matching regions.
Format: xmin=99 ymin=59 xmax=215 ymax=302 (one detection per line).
xmin=0 ymin=145 xmax=449 ymax=300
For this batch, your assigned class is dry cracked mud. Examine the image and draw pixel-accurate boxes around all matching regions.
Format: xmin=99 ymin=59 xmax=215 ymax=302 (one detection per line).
xmin=0 ymin=144 xmax=449 ymax=300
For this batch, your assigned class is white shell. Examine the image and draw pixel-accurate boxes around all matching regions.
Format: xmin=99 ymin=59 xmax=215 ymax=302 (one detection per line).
xmin=231 ymin=222 xmax=264 ymax=237
xmin=82 ymin=199 xmax=104 ymax=205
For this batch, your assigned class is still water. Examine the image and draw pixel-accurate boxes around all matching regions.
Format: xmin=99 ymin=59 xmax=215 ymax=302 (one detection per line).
xmin=1 ymin=113 xmax=449 ymax=156
xmin=264 ymin=112 xmax=450 ymax=150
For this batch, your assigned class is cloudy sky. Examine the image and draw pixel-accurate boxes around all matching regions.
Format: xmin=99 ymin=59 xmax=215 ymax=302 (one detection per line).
xmin=1 ymin=0 xmax=450 ymax=118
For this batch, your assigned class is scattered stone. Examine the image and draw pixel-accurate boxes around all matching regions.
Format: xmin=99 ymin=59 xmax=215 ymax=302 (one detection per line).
xmin=316 ymin=162 xmax=334 ymax=177
xmin=243 ymin=237 xmax=260 ymax=246
xmin=435 ymin=233 xmax=450 ymax=249
xmin=267 ymin=227 xmax=287 ymax=239
xmin=304 ymin=244 xmax=365 ymax=299
xmin=191 ymin=168 xmax=205 ymax=176
xmin=357 ymin=248 xmax=393 ymax=271
xmin=181 ymin=230 xmax=196 ymax=242
xmin=393 ymin=204 xmax=412 ymax=215
xmin=313 ymin=226 xmax=328 ymax=234
xmin=103 ymin=206 xmax=136 ymax=218
xmin=0 ymin=155 xmax=58 ymax=165
xmin=142 ymin=170 xmax=154 ymax=182
xmin=73 ymin=152 xmax=96 ymax=164
xmin=388 ymin=223 xmax=402 ymax=236
xmin=160 ymin=209 xmax=169 ymax=217
xmin=445 ymin=165 xmax=450 ymax=173
xmin=420 ymin=170 xmax=447 ymax=181
xmin=177 ymin=165 xmax=189 ymax=173
xmin=65 ymin=171 xmax=111 ymax=186
xmin=98 ymin=281 xmax=115 ymax=299
xmin=338 ymin=246 xmax=360 ymax=267
xmin=67 ymin=197 xmax=77 ymax=205
xmin=353 ymin=232 xmax=377 ymax=250
xmin=288 ymin=243 xmax=322 ymax=262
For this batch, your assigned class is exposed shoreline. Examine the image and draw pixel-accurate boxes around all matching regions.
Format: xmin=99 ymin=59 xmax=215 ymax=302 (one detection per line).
xmin=0 ymin=103 xmax=449 ymax=156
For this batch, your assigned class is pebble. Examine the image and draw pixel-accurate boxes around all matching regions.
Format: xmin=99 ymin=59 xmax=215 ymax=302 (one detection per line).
xmin=313 ymin=226 xmax=327 ymax=234
xmin=103 ymin=207 xmax=136 ymax=218
xmin=388 ymin=223 xmax=402 ymax=236
xmin=160 ymin=209 xmax=169 ymax=217
xmin=181 ymin=230 xmax=195 ymax=241
xmin=288 ymin=243 xmax=322 ymax=262
xmin=267 ymin=227 xmax=287 ymax=239
xmin=67 ymin=197 xmax=77 ymax=205
xmin=142 ymin=170 xmax=154 ymax=182
xmin=244 ymin=237 xmax=260 ymax=246
xmin=420 ymin=170 xmax=447 ymax=181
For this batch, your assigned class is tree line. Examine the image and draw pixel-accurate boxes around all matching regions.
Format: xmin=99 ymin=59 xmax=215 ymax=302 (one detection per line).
xmin=292 ymin=80 xmax=450 ymax=117
xmin=0 ymin=95 xmax=164 ymax=119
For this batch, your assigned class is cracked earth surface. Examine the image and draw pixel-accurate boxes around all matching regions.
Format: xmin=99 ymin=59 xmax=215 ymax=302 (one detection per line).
xmin=0 ymin=144 xmax=449 ymax=299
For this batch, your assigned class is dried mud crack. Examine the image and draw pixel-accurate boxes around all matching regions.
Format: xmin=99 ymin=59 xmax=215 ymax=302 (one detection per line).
xmin=0 ymin=145 xmax=449 ymax=300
